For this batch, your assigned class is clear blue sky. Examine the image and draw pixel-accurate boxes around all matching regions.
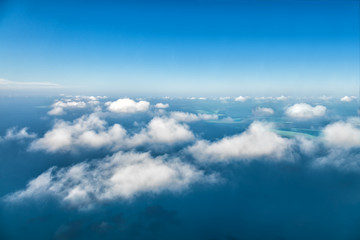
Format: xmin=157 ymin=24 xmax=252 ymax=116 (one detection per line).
xmin=0 ymin=0 xmax=359 ymax=96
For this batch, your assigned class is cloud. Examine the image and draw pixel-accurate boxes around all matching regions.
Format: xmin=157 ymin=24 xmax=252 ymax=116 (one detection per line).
xmin=5 ymin=151 xmax=214 ymax=209
xmin=129 ymin=117 xmax=195 ymax=146
xmin=276 ymin=96 xmax=288 ymax=101
xmin=106 ymin=98 xmax=150 ymax=113
xmin=169 ymin=111 xmax=218 ymax=122
xmin=48 ymin=101 xmax=87 ymax=115
xmin=252 ymin=107 xmax=274 ymax=116
xmin=235 ymin=96 xmax=250 ymax=102
xmin=0 ymin=78 xmax=61 ymax=90
xmin=340 ymin=96 xmax=357 ymax=102
xmin=155 ymin=103 xmax=169 ymax=109
xmin=47 ymin=96 xmax=106 ymax=116
xmin=48 ymin=107 xmax=65 ymax=116
xmin=30 ymin=114 xmax=195 ymax=153
xmin=313 ymin=149 xmax=360 ymax=171
xmin=1 ymin=127 xmax=36 ymax=141
xmin=29 ymin=113 xmax=127 ymax=153
xmin=285 ymin=103 xmax=326 ymax=119
xmin=188 ymin=121 xmax=292 ymax=163
xmin=322 ymin=120 xmax=360 ymax=149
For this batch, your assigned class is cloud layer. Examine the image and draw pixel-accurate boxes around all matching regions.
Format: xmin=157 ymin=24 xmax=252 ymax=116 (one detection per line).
xmin=5 ymin=151 xmax=213 ymax=209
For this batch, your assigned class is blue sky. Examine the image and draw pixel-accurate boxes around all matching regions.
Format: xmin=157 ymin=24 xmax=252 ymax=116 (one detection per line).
xmin=0 ymin=0 xmax=359 ymax=96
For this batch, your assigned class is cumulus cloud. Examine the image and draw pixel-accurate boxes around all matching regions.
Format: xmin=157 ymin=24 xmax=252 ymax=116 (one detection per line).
xmin=188 ymin=121 xmax=292 ymax=163
xmin=48 ymin=101 xmax=87 ymax=115
xmin=340 ymin=96 xmax=357 ymax=102
xmin=29 ymin=113 xmax=126 ymax=153
xmin=1 ymin=127 xmax=36 ymax=141
xmin=252 ymin=107 xmax=274 ymax=116
xmin=155 ymin=103 xmax=169 ymax=109
xmin=285 ymin=103 xmax=326 ymax=119
xmin=106 ymin=98 xmax=150 ymax=113
xmin=170 ymin=112 xmax=218 ymax=122
xmin=129 ymin=117 xmax=195 ymax=146
xmin=30 ymin=114 xmax=196 ymax=153
xmin=235 ymin=96 xmax=250 ymax=102
xmin=322 ymin=121 xmax=360 ymax=149
xmin=47 ymin=96 xmax=106 ymax=116
xmin=5 ymin=151 xmax=214 ymax=209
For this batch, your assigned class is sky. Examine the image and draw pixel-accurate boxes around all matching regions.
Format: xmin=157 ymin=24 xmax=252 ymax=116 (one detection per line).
xmin=0 ymin=0 xmax=359 ymax=96
xmin=1 ymin=2 xmax=360 ymax=238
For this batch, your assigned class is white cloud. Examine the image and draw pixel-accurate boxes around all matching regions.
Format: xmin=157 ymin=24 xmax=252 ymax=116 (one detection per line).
xmin=170 ymin=111 xmax=218 ymax=122
xmin=48 ymin=101 xmax=87 ymax=116
xmin=313 ymin=149 xmax=360 ymax=171
xmin=106 ymin=98 xmax=150 ymax=113
xmin=252 ymin=107 xmax=274 ymax=116
xmin=318 ymin=95 xmax=332 ymax=101
xmin=1 ymin=127 xmax=36 ymax=141
xmin=47 ymin=97 xmax=103 ymax=116
xmin=48 ymin=107 xmax=65 ymax=116
xmin=5 ymin=151 xmax=214 ymax=209
xmin=0 ymin=78 xmax=61 ymax=90
xmin=53 ymin=101 xmax=86 ymax=108
xmin=322 ymin=121 xmax=360 ymax=149
xmin=129 ymin=117 xmax=194 ymax=146
xmin=285 ymin=103 xmax=326 ymax=119
xmin=235 ymin=96 xmax=250 ymax=102
xmin=29 ymin=113 xmax=127 ymax=153
xmin=340 ymin=96 xmax=357 ymax=102
xmin=30 ymin=114 xmax=196 ymax=153
xmin=276 ymin=96 xmax=288 ymax=101
xmin=188 ymin=121 xmax=292 ymax=163
xmin=155 ymin=103 xmax=169 ymax=109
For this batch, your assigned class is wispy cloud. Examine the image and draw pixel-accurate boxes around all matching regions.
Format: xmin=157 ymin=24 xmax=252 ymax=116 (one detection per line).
xmin=0 ymin=78 xmax=61 ymax=90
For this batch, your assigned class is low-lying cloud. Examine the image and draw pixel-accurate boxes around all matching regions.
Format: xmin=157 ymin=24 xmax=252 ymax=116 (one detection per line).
xmin=106 ymin=98 xmax=150 ymax=113
xmin=188 ymin=121 xmax=292 ymax=163
xmin=5 ymin=151 xmax=215 ymax=209
xmin=285 ymin=103 xmax=326 ymax=119
xmin=170 ymin=112 xmax=218 ymax=122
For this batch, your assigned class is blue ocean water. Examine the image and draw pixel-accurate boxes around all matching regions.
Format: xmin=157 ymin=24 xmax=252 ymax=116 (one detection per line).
xmin=0 ymin=96 xmax=360 ymax=240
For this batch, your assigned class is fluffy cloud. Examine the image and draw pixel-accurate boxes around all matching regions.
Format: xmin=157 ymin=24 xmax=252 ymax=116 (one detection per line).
xmin=322 ymin=121 xmax=360 ymax=149
xmin=188 ymin=121 xmax=292 ymax=163
xmin=340 ymin=96 xmax=357 ymax=102
xmin=5 ymin=151 xmax=214 ymax=209
xmin=235 ymin=96 xmax=250 ymax=102
xmin=129 ymin=117 xmax=194 ymax=146
xmin=252 ymin=107 xmax=274 ymax=116
xmin=285 ymin=103 xmax=326 ymax=119
xmin=30 ymin=114 xmax=195 ymax=153
xmin=170 ymin=112 xmax=218 ymax=122
xmin=29 ymin=114 xmax=126 ymax=153
xmin=106 ymin=98 xmax=150 ymax=113
xmin=155 ymin=103 xmax=169 ymax=109
xmin=47 ymin=96 xmax=104 ymax=116
xmin=1 ymin=127 xmax=36 ymax=141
